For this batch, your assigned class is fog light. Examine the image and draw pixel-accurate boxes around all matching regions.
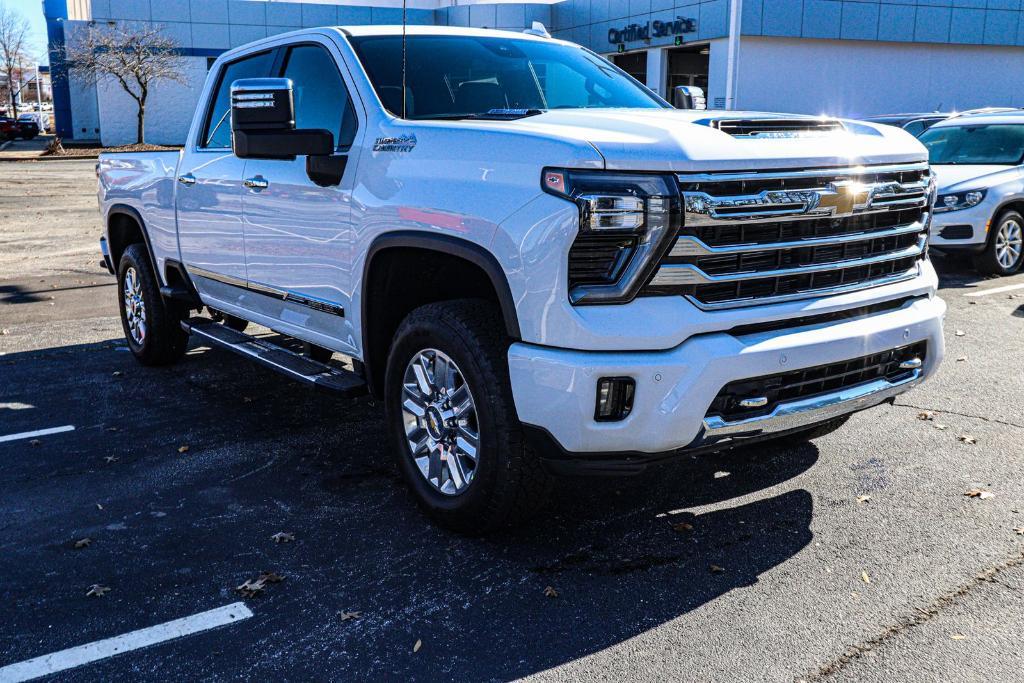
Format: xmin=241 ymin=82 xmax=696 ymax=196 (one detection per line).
xmin=595 ymin=377 xmax=635 ymax=422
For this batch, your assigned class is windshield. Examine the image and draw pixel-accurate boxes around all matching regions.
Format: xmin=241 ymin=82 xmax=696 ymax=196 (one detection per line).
xmin=920 ymin=123 xmax=1024 ymax=165
xmin=349 ymin=34 xmax=665 ymax=119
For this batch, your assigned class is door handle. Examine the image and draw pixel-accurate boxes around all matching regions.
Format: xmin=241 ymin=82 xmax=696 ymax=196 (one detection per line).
xmin=244 ymin=176 xmax=269 ymax=191
xmin=177 ymin=173 xmax=196 ymax=186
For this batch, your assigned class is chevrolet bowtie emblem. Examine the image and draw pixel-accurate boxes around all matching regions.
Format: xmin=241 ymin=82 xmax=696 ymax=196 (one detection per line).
xmin=816 ymin=181 xmax=869 ymax=216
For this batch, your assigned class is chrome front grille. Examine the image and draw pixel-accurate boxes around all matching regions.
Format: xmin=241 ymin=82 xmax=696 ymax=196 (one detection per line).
xmin=644 ymin=163 xmax=933 ymax=308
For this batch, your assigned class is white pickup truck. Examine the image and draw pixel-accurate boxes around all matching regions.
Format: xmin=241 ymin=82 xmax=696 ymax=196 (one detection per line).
xmin=97 ymin=25 xmax=945 ymax=532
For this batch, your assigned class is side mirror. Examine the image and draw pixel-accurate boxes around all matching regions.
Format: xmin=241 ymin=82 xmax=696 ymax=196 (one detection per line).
xmin=673 ymin=85 xmax=707 ymax=110
xmin=230 ymin=78 xmax=334 ymax=159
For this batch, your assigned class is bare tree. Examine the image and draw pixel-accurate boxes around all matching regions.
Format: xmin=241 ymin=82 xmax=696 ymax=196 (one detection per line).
xmin=64 ymin=23 xmax=186 ymax=144
xmin=0 ymin=2 xmax=31 ymax=117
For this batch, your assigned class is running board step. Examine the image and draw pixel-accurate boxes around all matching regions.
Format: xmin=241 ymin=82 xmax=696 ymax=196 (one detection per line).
xmin=181 ymin=318 xmax=367 ymax=398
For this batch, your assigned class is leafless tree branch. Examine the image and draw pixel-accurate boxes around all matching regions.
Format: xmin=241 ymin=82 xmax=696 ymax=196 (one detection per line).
xmin=0 ymin=2 xmax=32 ymax=117
xmin=62 ymin=22 xmax=187 ymax=144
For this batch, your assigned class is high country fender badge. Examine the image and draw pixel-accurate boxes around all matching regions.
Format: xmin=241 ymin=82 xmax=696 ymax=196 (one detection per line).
xmin=373 ymin=134 xmax=417 ymax=152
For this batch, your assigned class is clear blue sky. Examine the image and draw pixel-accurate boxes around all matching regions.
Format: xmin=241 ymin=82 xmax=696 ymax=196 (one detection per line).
xmin=3 ymin=0 xmax=49 ymax=63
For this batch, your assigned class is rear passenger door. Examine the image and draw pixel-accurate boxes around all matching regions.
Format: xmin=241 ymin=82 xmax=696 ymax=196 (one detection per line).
xmin=177 ymin=49 xmax=276 ymax=288
xmin=241 ymin=41 xmax=361 ymax=352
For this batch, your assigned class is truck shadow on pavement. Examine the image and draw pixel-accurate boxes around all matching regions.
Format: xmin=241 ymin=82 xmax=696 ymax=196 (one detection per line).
xmin=1 ymin=340 xmax=817 ymax=680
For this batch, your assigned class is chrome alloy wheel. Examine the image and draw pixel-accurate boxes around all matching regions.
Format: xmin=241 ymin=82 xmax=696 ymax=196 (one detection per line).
xmin=996 ymin=218 xmax=1023 ymax=270
xmin=123 ymin=266 xmax=147 ymax=345
xmin=401 ymin=348 xmax=480 ymax=496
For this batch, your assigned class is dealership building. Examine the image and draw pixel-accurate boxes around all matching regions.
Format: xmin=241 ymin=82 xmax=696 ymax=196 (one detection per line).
xmin=45 ymin=0 xmax=1024 ymax=145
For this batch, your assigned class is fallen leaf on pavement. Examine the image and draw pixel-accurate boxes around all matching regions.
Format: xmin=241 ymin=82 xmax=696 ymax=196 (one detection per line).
xmin=671 ymin=521 xmax=694 ymax=533
xmin=29 ymin=439 xmax=40 ymax=447
xmin=1014 ymin=527 xmax=1024 ymax=535
xmin=956 ymin=357 xmax=967 ymax=362
xmin=413 ymin=639 xmax=422 ymax=653
xmin=861 ymin=571 xmax=871 ymax=584
xmin=958 ymin=435 xmax=976 ymax=445
xmin=543 ymin=586 xmax=559 ymax=598
xmin=713 ymin=471 xmax=730 ymax=479
xmin=709 ymin=564 xmax=726 ymax=574
xmin=235 ymin=571 xmax=286 ymax=597
xmin=917 ymin=411 xmax=935 ymax=421
xmin=339 ymin=610 xmax=361 ymax=621
xmin=955 ymin=329 xmax=966 ymax=337
xmin=177 ymin=445 xmax=190 ymax=453
xmin=73 ymin=538 xmax=92 ymax=549
xmin=951 ymin=634 xmax=967 ymax=641
xmin=965 ymin=489 xmax=994 ymax=499
xmin=934 ymin=423 xmax=949 ymax=431
xmin=86 ymin=584 xmax=110 ymax=598
xmin=856 ymin=495 xmax=871 ymax=504
xmin=96 ymin=503 xmax=103 ymax=510
xmin=111 ymin=371 xmax=123 ymax=377
xmin=271 ymin=532 xmax=295 ymax=544
xmin=104 ymin=456 xmax=118 ymax=463
xmin=0 ymin=329 xmax=8 ymax=335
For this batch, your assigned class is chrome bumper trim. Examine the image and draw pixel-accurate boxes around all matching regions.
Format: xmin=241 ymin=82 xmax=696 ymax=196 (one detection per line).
xmin=693 ymin=370 xmax=923 ymax=448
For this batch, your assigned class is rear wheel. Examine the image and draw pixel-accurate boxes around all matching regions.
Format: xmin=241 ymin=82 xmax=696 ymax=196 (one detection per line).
xmin=384 ymin=300 xmax=551 ymax=533
xmin=117 ymin=243 xmax=188 ymax=365
xmin=973 ymin=210 xmax=1024 ymax=276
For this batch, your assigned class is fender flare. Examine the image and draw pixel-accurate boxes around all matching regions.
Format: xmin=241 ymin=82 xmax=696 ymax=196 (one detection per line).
xmin=362 ymin=231 xmax=522 ymax=342
xmin=106 ymin=204 xmax=160 ymax=280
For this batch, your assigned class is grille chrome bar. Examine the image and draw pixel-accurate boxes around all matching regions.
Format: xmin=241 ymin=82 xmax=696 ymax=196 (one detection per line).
xmin=668 ymin=220 xmax=927 ymax=257
xmin=651 ymin=236 xmax=926 ymax=286
xmin=644 ymin=162 xmax=934 ymax=309
xmin=675 ymin=162 xmax=929 ymax=185
xmin=682 ymin=180 xmax=929 ymax=226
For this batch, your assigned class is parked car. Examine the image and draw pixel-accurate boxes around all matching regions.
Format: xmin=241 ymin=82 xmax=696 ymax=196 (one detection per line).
xmin=922 ymin=111 xmax=1024 ymax=275
xmin=18 ymin=112 xmax=49 ymax=131
xmin=14 ymin=116 xmax=39 ymax=140
xmin=96 ymin=26 xmax=945 ymax=532
xmin=864 ymin=113 xmax=952 ymax=137
xmin=0 ymin=117 xmax=16 ymax=140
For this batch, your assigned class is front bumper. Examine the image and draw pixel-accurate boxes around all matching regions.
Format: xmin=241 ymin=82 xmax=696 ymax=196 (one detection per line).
xmin=508 ymin=294 xmax=945 ymax=464
xmin=929 ymin=200 xmax=993 ymax=251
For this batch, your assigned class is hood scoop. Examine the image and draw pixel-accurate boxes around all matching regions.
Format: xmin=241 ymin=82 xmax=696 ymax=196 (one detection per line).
xmin=702 ymin=117 xmax=845 ymax=139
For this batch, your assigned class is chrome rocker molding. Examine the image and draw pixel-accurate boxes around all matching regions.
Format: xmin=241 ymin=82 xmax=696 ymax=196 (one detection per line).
xmin=693 ymin=369 xmax=924 ymax=449
xmin=188 ymin=265 xmax=345 ymax=317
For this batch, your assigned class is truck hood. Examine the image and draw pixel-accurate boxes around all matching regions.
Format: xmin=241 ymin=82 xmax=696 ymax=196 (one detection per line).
xmin=931 ymin=164 xmax=1022 ymax=192
xmin=451 ymin=109 xmax=928 ymax=172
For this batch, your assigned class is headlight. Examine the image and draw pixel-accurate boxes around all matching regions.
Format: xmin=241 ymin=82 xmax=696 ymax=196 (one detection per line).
xmin=935 ymin=189 xmax=986 ymax=213
xmin=542 ymin=169 xmax=681 ymax=304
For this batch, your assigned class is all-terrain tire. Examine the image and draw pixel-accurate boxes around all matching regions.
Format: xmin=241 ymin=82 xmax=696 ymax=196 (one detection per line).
xmin=384 ymin=299 xmax=552 ymax=533
xmin=117 ymin=243 xmax=188 ymax=366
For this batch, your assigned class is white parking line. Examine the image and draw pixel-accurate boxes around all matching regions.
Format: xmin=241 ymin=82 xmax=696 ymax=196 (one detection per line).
xmin=0 ymin=602 xmax=253 ymax=682
xmin=964 ymin=282 xmax=1024 ymax=298
xmin=0 ymin=425 xmax=75 ymax=444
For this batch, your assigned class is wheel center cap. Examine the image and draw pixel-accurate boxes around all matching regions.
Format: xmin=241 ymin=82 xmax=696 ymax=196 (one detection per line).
xmin=425 ymin=406 xmax=446 ymax=440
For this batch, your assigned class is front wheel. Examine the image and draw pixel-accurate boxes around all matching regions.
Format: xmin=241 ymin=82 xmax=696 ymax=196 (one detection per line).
xmin=117 ymin=243 xmax=188 ymax=365
xmin=973 ymin=210 xmax=1024 ymax=276
xmin=384 ymin=300 xmax=551 ymax=533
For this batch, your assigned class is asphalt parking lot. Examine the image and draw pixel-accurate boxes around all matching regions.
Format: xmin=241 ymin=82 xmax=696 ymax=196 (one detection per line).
xmin=2 ymin=155 xmax=1024 ymax=681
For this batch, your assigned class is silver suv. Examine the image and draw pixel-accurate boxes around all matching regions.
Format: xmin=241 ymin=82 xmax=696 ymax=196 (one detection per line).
xmin=923 ymin=111 xmax=1024 ymax=275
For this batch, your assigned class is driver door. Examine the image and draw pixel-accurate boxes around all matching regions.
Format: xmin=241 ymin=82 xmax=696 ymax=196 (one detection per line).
xmin=240 ymin=41 xmax=361 ymax=353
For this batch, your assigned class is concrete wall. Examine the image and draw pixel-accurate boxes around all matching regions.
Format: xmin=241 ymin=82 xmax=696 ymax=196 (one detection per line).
xmin=735 ymin=35 xmax=1024 ymax=117
xmin=95 ymin=57 xmax=208 ymax=146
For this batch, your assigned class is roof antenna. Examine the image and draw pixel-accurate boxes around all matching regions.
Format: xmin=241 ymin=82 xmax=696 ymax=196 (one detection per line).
xmin=401 ymin=0 xmax=408 ymax=119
